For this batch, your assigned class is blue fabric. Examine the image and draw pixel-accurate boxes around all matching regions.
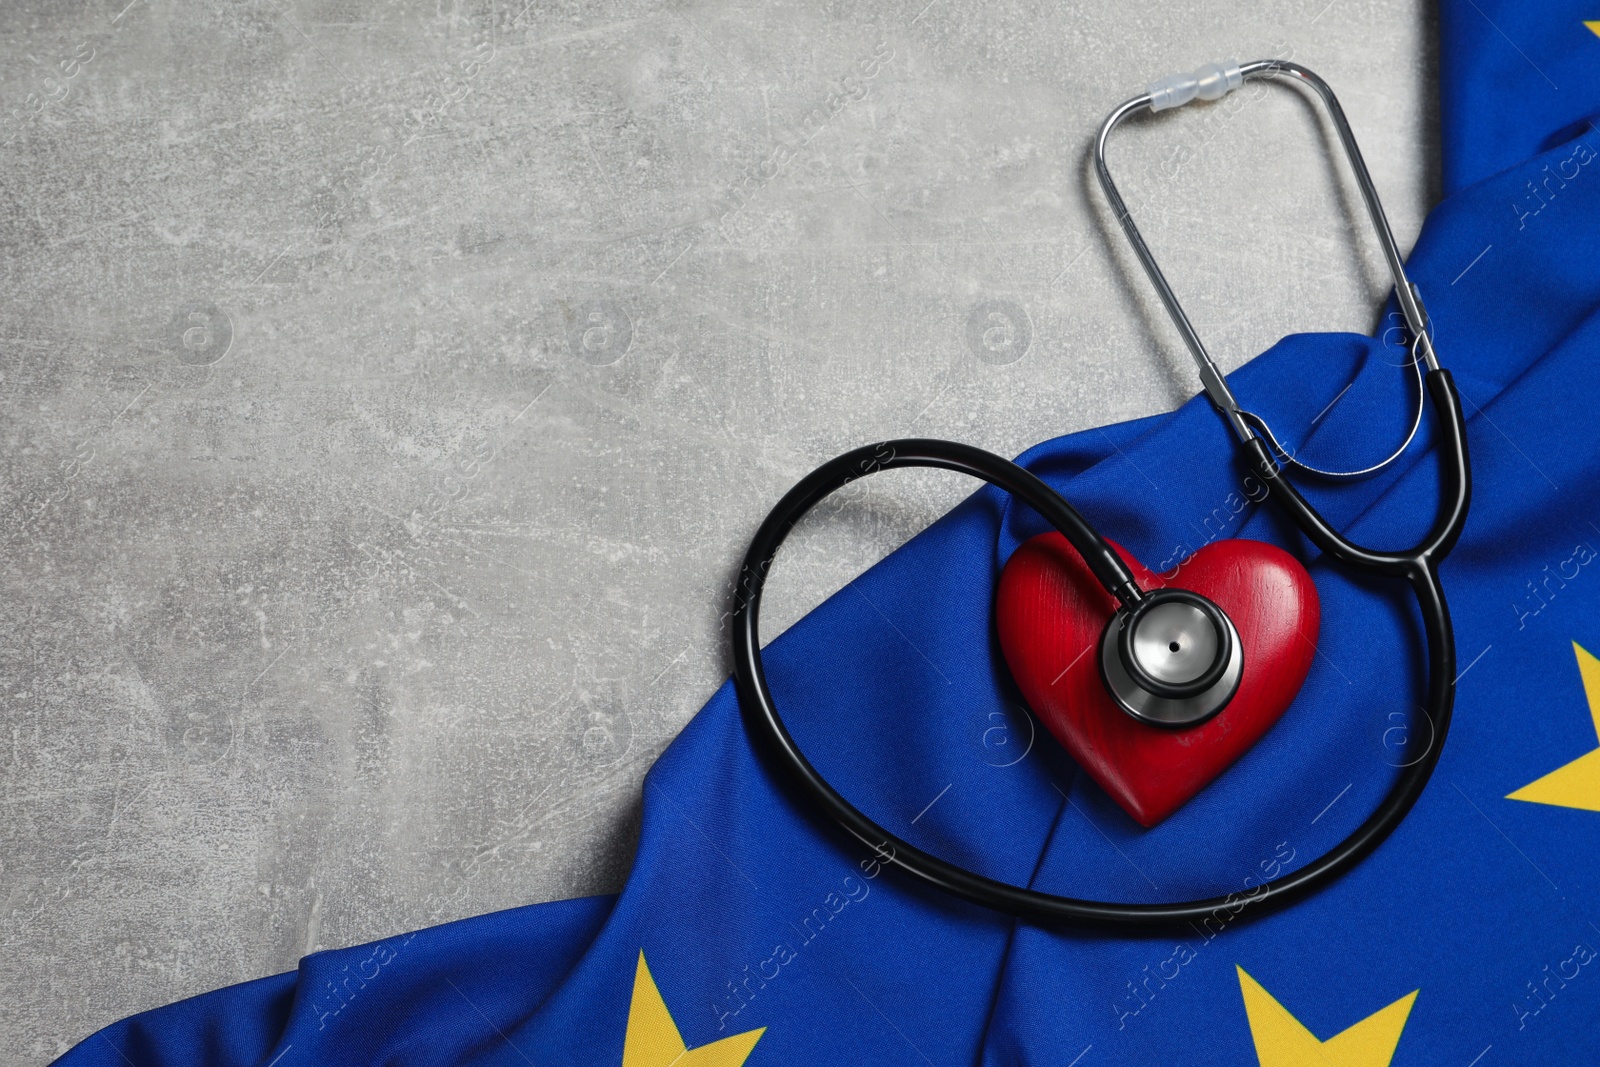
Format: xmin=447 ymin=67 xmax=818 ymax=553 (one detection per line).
xmin=57 ymin=5 xmax=1600 ymax=1064
xmin=1440 ymin=1 xmax=1600 ymax=193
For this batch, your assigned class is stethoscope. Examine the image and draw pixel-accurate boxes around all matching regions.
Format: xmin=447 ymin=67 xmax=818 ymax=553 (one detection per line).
xmin=730 ymin=61 xmax=1471 ymax=928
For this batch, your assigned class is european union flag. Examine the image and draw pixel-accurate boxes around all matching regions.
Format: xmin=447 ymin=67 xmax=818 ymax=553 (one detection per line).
xmin=57 ymin=2 xmax=1600 ymax=1063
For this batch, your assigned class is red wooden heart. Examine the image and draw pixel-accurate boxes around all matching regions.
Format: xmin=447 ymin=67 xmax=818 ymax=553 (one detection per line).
xmin=997 ymin=535 xmax=1318 ymax=827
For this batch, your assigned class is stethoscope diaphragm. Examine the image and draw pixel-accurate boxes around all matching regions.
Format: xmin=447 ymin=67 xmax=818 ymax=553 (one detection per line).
xmin=1101 ymin=589 xmax=1243 ymax=728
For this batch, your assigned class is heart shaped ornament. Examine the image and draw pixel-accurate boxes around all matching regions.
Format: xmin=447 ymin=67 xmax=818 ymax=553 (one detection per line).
xmin=997 ymin=535 xmax=1319 ymax=827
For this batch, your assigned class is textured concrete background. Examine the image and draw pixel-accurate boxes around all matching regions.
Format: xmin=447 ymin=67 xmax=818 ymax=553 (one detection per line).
xmin=0 ymin=0 xmax=1436 ymax=1059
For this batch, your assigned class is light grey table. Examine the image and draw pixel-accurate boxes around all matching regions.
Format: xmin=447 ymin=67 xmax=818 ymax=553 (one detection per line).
xmin=0 ymin=0 xmax=1434 ymax=1059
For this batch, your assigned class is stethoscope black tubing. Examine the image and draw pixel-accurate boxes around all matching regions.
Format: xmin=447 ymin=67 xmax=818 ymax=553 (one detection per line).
xmin=729 ymin=439 xmax=1150 ymax=612
xmin=730 ymin=369 xmax=1470 ymax=927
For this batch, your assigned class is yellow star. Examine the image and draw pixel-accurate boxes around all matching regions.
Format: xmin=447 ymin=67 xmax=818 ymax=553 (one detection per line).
xmin=622 ymin=951 xmax=764 ymax=1067
xmin=1237 ymin=966 xmax=1417 ymax=1067
xmin=1587 ymin=20 xmax=1600 ymax=38
xmin=1507 ymin=642 xmax=1600 ymax=812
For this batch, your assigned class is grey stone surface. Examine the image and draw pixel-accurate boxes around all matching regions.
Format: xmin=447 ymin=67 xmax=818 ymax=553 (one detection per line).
xmin=0 ymin=0 xmax=1436 ymax=1059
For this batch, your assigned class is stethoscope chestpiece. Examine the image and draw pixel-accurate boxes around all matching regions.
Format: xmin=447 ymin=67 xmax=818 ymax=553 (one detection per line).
xmin=1100 ymin=588 xmax=1242 ymax=728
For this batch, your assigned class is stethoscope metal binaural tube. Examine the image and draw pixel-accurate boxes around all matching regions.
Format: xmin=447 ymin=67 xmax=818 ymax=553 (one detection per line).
xmin=1095 ymin=60 xmax=1437 ymax=475
xmin=730 ymin=62 xmax=1471 ymax=928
